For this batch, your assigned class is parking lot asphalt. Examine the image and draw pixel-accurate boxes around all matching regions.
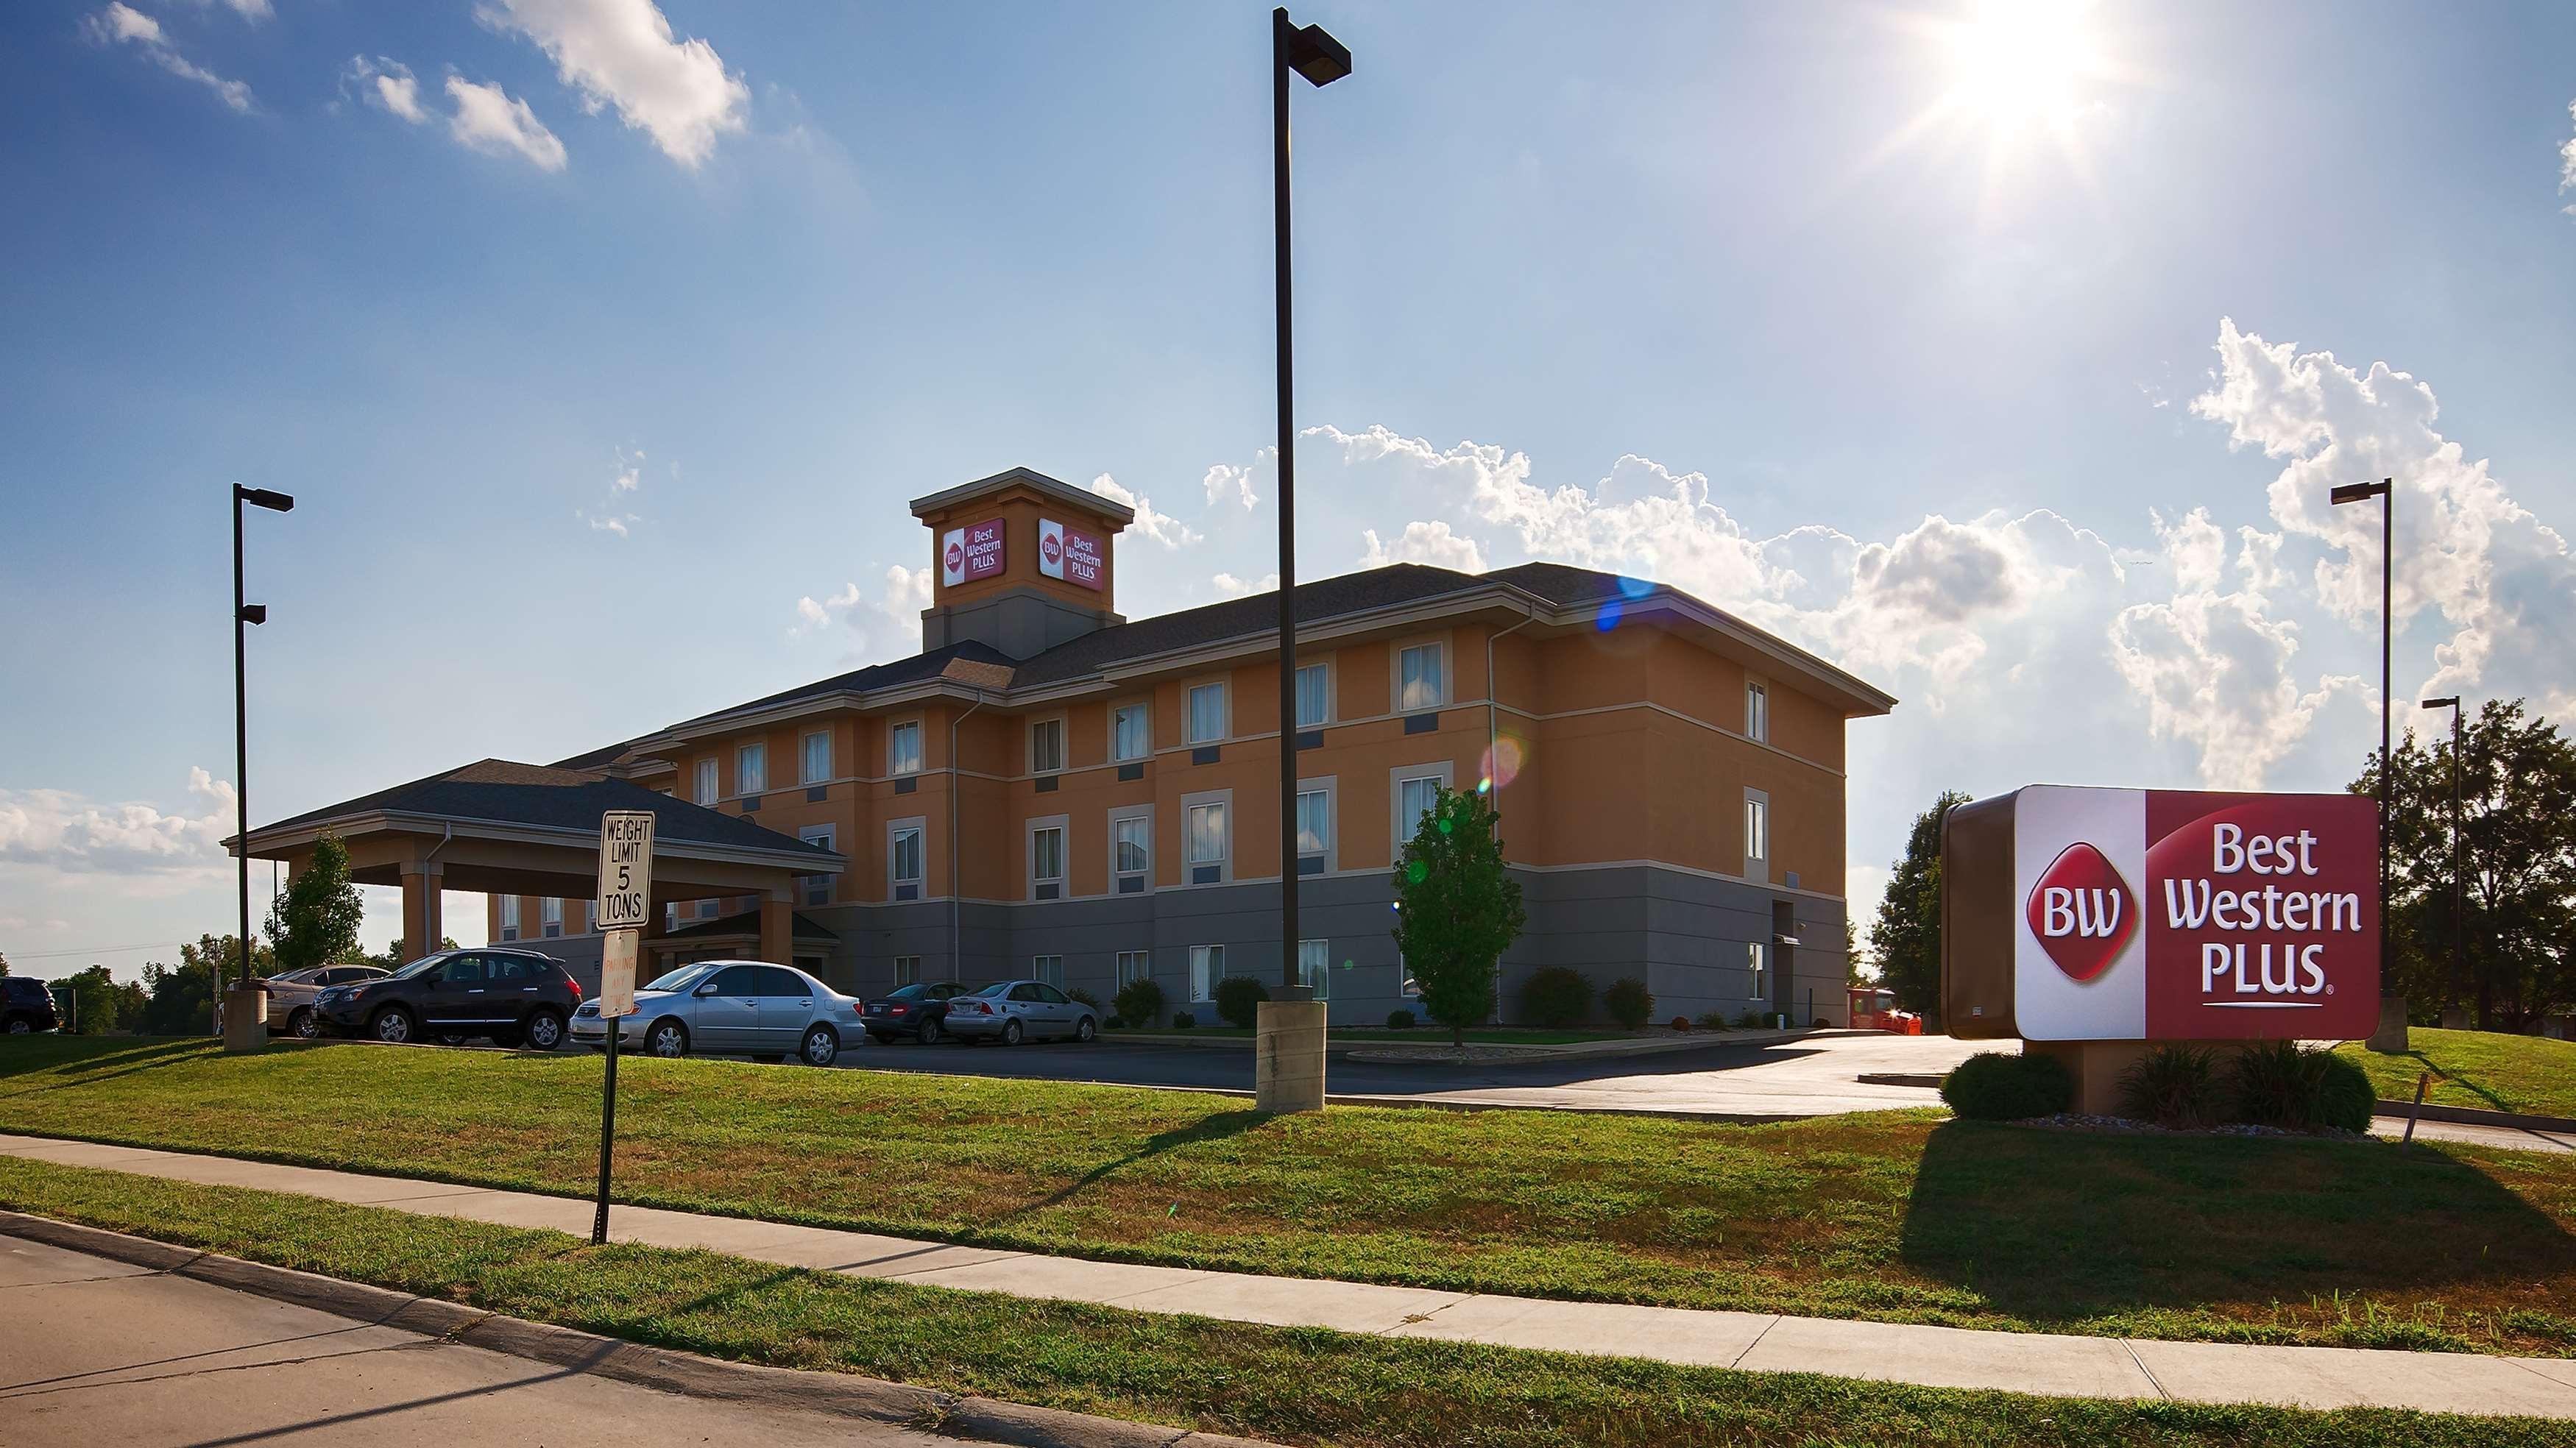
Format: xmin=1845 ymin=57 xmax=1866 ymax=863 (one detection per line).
xmin=837 ymin=1029 xmax=1989 ymax=1118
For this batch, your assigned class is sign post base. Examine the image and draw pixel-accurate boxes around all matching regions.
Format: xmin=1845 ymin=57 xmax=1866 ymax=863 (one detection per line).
xmin=2366 ymin=995 xmax=2411 ymax=1054
xmin=1254 ymin=999 xmax=1326 ymax=1113
xmin=221 ymin=982 xmax=269 ymax=1054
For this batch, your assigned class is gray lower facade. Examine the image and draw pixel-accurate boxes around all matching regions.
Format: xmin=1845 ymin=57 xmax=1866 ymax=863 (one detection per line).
xmin=714 ymin=865 xmax=1849 ymax=1030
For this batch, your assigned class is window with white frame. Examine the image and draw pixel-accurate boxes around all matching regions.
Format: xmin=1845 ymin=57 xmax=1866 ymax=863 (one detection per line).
xmin=1397 ymin=642 xmax=1446 ymax=711
xmin=737 ymin=742 xmax=767 ymax=795
xmin=541 ymin=897 xmax=563 ymax=938
xmin=888 ymin=720 xmax=923 ymax=775
xmin=892 ymin=955 xmax=921 ymax=987
xmin=694 ymin=758 xmax=718 ymax=806
xmin=1033 ymin=955 xmax=1064 ymax=988
xmin=1030 ymin=717 xmax=1066 ymax=774
xmin=1744 ymin=789 xmax=1770 ymax=881
xmin=1295 ymin=662 xmax=1330 ymax=728
xmin=1298 ymin=938 xmax=1330 ymax=999
xmin=1186 ymin=682 xmax=1226 ymax=743
xmin=499 ymin=895 xmax=520 ymax=941
xmin=1395 ymin=765 xmax=1451 ymax=850
xmin=803 ymin=730 xmax=832 ymax=784
xmin=698 ymin=897 xmax=721 ymax=920
xmin=1295 ymin=787 xmax=1330 ymax=867
xmin=1116 ymin=950 xmax=1151 ymax=989
xmin=1112 ymin=703 xmax=1150 ymax=762
xmin=1189 ymin=944 xmax=1222 ymax=1003
xmin=1745 ymin=679 xmax=1769 ymax=743
xmin=1747 ymin=940 xmax=1770 ymax=1000
xmin=1030 ymin=822 xmax=1066 ymax=899
xmin=1184 ymin=798 xmax=1228 ymax=882
xmin=799 ymin=825 xmax=835 ymax=907
xmin=891 ymin=820 xmax=925 ymax=899
xmin=1111 ymin=811 xmax=1151 ymax=893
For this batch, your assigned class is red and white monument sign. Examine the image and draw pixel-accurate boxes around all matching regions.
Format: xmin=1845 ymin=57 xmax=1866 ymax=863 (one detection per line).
xmin=941 ymin=517 xmax=1006 ymax=586
xmin=1037 ymin=517 xmax=1104 ymax=591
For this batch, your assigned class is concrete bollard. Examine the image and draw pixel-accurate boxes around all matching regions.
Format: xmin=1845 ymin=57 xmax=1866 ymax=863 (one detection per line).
xmin=2366 ymin=995 xmax=2410 ymax=1054
xmin=1255 ymin=999 xmax=1326 ymax=1113
xmin=222 ymin=981 xmax=270 ymax=1054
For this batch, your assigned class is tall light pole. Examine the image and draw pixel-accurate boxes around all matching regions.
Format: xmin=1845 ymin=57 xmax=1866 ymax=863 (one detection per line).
xmin=2331 ymin=476 xmax=2393 ymax=1001
xmin=232 ymin=483 xmax=294 ymax=1024
xmin=1272 ymin=7 xmax=1350 ymax=995
xmin=2420 ymin=695 xmax=2464 ymax=1022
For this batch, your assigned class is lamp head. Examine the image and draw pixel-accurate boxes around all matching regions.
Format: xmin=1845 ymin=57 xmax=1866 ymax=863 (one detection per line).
xmin=2419 ymin=696 xmax=2460 ymax=710
xmin=1286 ymin=21 xmax=1351 ymax=86
xmin=238 ymin=603 xmax=268 ymax=626
xmin=235 ymin=486 xmax=296 ymax=513
xmin=2329 ymin=479 xmax=2391 ymax=505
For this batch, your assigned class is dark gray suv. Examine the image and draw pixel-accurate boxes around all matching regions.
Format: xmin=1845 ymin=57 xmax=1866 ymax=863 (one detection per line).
xmin=3 ymin=977 xmax=62 ymax=1034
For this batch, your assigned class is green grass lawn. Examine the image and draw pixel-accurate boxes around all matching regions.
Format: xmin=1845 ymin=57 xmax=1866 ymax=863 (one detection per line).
xmin=2338 ymin=1028 xmax=2576 ymax=1120
xmin=0 ymin=1156 xmax=2554 ymax=1448
xmin=1111 ymin=1025 xmax=1649 ymax=1045
xmin=4 ymin=1036 xmax=2575 ymax=1355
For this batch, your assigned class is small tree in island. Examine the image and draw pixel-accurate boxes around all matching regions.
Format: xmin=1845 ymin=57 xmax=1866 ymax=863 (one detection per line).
xmin=264 ymin=833 xmax=367 ymax=976
xmin=1390 ymin=783 xmax=1526 ymax=1046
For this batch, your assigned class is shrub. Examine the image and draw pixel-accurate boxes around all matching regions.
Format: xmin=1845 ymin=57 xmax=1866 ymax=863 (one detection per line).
xmin=2117 ymin=1045 xmax=2226 ymax=1129
xmin=1697 ymin=1012 xmax=1733 ymax=1032
xmin=1385 ymin=1009 xmax=1417 ymax=1030
xmin=1735 ymin=1009 xmax=1764 ymax=1029
xmin=1171 ymin=1011 xmax=1196 ymax=1030
xmin=1603 ymin=977 xmax=1654 ymax=1030
xmin=1518 ymin=966 xmax=1593 ymax=1029
xmin=1112 ymin=977 xmax=1164 ymax=1030
xmin=1670 ymin=1015 xmax=1692 ymax=1032
xmin=1066 ymin=987 xmax=1101 ymax=1010
xmin=1213 ymin=975 xmax=1270 ymax=1031
xmin=1941 ymin=1051 xmax=2075 ymax=1121
xmin=2232 ymin=1040 xmax=2375 ymax=1132
xmin=1104 ymin=1015 xmax=1125 ymax=1031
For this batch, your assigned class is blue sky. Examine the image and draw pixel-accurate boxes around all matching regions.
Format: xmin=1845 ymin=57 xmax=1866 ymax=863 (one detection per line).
xmin=4 ymin=0 xmax=2573 ymax=977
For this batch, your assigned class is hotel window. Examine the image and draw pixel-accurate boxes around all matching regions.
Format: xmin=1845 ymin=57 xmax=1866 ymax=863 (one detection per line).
xmin=1186 ymin=682 xmax=1226 ymax=743
xmin=737 ymin=742 xmax=767 ymax=795
xmin=1189 ymin=944 xmax=1223 ymax=1003
xmin=499 ymin=895 xmax=520 ymax=942
xmin=541 ymin=897 xmax=563 ymax=939
xmin=1184 ymin=798 xmax=1228 ymax=884
xmin=699 ymin=898 xmax=722 ymax=920
xmin=891 ymin=821 xmax=925 ymax=901
xmin=1295 ymin=662 xmax=1330 ymax=728
xmin=1747 ymin=940 xmax=1771 ymax=1000
xmin=1030 ymin=717 xmax=1066 ymax=775
xmin=892 ymin=955 xmax=921 ymax=987
xmin=1295 ymin=787 xmax=1330 ymax=873
xmin=1397 ymin=642 xmax=1446 ymax=711
xmin=694 ymin=758 xmax=718 ymax=805
xmin=1298 ymin=938 xmax=1330 ymax=999
xmin=1030 ymin=822 xmax=1066 ymax=900
xmin=888 ymin=720 xmax=923 ymax=775
xmin=1395 ymin=764 xmax=1451 ymax=848
xmin=1112 ymin=703 xmax=1150 ymax=762
xmin=799 ymin=825 xmax=835 ymax=907
xmin=803 ymin=730 xmax=832 ymax=784
xmin=1746 ymin=679 xmax=1769 ymax=743
xmin=1744 ymin=789 xmax=1770 ymax=881
xmin=1033 ymin=955 xmax=1064 ymax=988
xmin=1112 ymin=811 xmax=1151 ymax=894
xmin=1116 ymin=950 xmax=1151 ymax=989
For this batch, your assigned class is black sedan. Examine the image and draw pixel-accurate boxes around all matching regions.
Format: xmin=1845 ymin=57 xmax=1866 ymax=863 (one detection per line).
xmin=861 ymin=980 xmax=969 ymax=1044
xmin=312 ymin=947 xmax=583 ymax=1050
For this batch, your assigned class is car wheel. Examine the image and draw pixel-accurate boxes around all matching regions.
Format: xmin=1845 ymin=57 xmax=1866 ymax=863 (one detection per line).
xmin=915 ymin=1018 xmax=942 ymax=1046
xmin=1075 ymin=1015 xmax=1097 ymax=1043
xmin=288 ymin=1008 xmax=318 ymax=1040
xmin=6 ymin=1018 xmax=32 ymax=1035
xmin=523 ymin=1009 xmax=566 ymax=1051
xmin=645 ymin=1019 xmax=688 ymax=1058
xmin=371 ymin=1007 xmax=417 ymax=1045
xmin=800 ymin=1024 xmax=840 ymax=1065
xmin=1001 ymin=1018 xmax=1023 ymax=1046
xmin=436 ymin=1032 xmax=470 ymax=1047
xmin=868 ymin=1032 xmax=895 ymax=1046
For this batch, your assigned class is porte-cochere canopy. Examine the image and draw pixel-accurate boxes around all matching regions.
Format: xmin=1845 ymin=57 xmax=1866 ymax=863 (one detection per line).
xmin=229 ymin=759 xmax=846 ymax=965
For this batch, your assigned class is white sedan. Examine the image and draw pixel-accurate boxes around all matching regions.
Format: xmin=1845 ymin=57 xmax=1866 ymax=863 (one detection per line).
xmin=570 ymin=959 xmax=864 ymax=1065
xmin=940 ymin=979 xmax=1099 ymax=1046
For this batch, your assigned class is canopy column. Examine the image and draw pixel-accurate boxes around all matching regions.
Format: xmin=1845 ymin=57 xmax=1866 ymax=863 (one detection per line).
xmin=759 ymin=890 xmax=792 ymax=965
xmin=399 ymin=859 xmax=444 ymax=960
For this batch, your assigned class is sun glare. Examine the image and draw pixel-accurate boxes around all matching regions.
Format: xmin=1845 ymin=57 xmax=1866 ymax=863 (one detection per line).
xmin=1942 ymin=0 xmax=2096 ymax=132
xmin=1863 ymin=0 xmax=2137 ymax=216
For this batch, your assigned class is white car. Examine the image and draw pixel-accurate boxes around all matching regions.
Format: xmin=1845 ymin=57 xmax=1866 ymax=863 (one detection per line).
xmin=940 ymin=979 xmax=1099 ymax=1046
xmin=570 ymin=959 xmax=864 ymax=1066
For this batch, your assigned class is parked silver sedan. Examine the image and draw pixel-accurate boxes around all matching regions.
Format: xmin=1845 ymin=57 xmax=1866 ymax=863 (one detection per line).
xmin=941 ymin=979 xmax=1098 ymax=1046
xmin=262 ymin=964 xmax=391 ymax=1039
xmin=569 ymin=960 xmax=864 ymax=1065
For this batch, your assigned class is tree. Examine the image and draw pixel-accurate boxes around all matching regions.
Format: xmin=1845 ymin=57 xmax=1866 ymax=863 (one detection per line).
xmin=57 ymin=965 xmax=141 ymax=1034
xmin=371 ymin=935 xmax=459 ymax=968
xmin=264 ymin=834 xmax=366 ymax=976
xmin=0 ymin=949 xmax=10 ymax=976
xmin=139 ymin=934 xmax=273 ymax=1035
xmin=2356 ymin=699 xmax=2576 ymax=1032
xmin=1390 ymin=783 xmax=1526 ymax=1046
xmin=1871 ymin=790 xmax=1971 ymax=1020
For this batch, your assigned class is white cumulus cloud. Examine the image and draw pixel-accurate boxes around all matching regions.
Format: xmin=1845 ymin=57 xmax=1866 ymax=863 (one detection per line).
xmin=344 ymin=56 xmax=428 ymax=124
xmin=85 ymin=3 xmax=254 ymax=113
xmin=1360 ymin=519 xmax=1486 ymax=573
xmin=478 ymin=0 xmax=749 ymax=168
xmin=1089 ymin=473 xmax=1202 ymax=549
xmin=0 ymin=770 xmax=236 ymax=875
xmin=2561 ymin=99 xmax=2576 ymax=216
xmin=791 ymin=565 xmax=935 ymax=659
xmin=446 ymin=76 xmax=569 ymax=171
xmin=1211 ymin=571 xmax=1279 ymax=599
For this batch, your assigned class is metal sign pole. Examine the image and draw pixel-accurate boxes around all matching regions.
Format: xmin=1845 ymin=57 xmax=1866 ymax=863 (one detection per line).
xmin=592 ymin=957 xmax=621 ymax=1245
xmin=590 ymin=810 xmax=654 ymax=1249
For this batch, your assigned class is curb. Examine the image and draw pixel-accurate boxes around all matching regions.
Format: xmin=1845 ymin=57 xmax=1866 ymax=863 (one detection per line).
xmin=2374 ymin=1099 xmax=2576 ymax=1135
xmin=1111 ymin=1026 xmax=1836 ymax=1060
xmin=0 ymin=1210 xmax=1281 ymax=1448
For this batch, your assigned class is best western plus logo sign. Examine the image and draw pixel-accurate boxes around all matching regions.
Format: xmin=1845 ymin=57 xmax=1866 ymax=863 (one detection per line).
xmin=2010 ymin=786 xmax=2378 ymax=1041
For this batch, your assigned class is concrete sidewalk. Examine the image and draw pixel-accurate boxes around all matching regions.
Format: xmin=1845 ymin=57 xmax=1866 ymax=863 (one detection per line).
xmin=4 ymin=1132 xmax=2572 ymax=1419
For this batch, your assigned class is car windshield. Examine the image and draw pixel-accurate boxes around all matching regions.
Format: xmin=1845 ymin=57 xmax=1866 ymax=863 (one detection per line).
xmin=389 ymin=954 xmax=450 ymax=980
xmin=643 ymin=965 xmax=716 ymax=993
xmin=966 ymin=982 xmax=1013 ymax=998
xmin=887 ymin=983 xmax=938 ymax=1000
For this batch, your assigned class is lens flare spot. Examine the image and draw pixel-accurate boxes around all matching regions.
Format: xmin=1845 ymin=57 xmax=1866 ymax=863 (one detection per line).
xmin=1480 ymin=735 xmax=1528 ymax=790
xmin=1616 ymin=574 xmax=1655 ymax=600
xmin=1596 ymin=597 xmax=1624 ymax=632
xmin=1405 ymin=859 xmax=1428 ymax=884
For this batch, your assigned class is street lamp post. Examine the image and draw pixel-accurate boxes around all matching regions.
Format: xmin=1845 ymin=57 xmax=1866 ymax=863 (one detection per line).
xmin=231 ymin=483 xmax=295 ymax=1028
xmin=2330 ymin=476 xmax=2393 ymax=1007
xmin=2419 ymin=695 xmax=2464 ymax=1022
xmin=1271 ymin=7 xmax=1349 ymax=997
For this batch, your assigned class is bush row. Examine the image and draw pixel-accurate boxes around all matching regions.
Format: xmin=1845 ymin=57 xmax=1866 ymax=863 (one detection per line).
xmin=1940 ymin=1043 xmax=2376 ymax=1132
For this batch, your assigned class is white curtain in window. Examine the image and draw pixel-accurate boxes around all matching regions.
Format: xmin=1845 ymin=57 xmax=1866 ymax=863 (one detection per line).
xmin=1187 ymin=684 xmax=1225 ymax=742
xmin=1398 ymin=645 xmax=1443 ymax=711
xmin=1114 ymin=817 xmax=1150 ymax=874
xmin=739 ymin=744 xmax=766 ymax=794
xmin=804 ymin=732 xmax=831 ymax=783
xmin=1295 ymin=664 xmax=1328 ymax=727
xmin=1186 ymin=801 xmax=1225 ymax=865
xmin=1399 ymin=776 xmax=1440 ymax=840
xmin=1296 ymin=790 xmax=1328 ymax=856
xmin=893 ymin=827 xmax=923 ymax=881
xmin=890 ymin=722 xmax=923 ymax=774
xmin=1033 ymin=827 xmax=1064 ymax=882
xmin=1298 ymin=939 xmax=1328 ymax=995
xmin=1114 ymin=706 xmax=1149 ymax=761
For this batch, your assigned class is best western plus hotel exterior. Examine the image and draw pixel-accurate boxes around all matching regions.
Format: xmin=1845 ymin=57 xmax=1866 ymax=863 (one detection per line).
xmin=245 ymin=468 xmax=1894 ymax=1027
